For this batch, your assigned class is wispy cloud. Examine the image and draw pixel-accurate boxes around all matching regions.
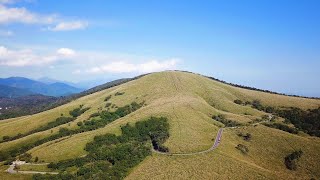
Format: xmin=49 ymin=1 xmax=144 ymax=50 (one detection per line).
xmin=0 ymin=45 xmax=181 ymax=74
xmin=0 ymin=4 xmax=88 ymax=31
xmin=0 ymin=46 xmax=76 ymax=66
xmin=0 ymin=4 xmax=56 ymax=24
xmin=0 ymin=0 xmax=16 ymax=4
xmin=85 ymin=59 xmax=180 ymax=74
xmin=48 ymin=21 xmax=88 ymax=31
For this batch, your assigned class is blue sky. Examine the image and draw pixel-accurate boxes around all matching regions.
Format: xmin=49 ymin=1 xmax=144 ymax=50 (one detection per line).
xmin=0 ymin=0 xmax=320 ymax=96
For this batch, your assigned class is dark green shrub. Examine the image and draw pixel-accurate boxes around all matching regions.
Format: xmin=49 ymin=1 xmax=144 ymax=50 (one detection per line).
xmin=263 ymin=123 xmax=298 ymax=134
xmin=77 ymin=122 xmax=83 ymax=126
xmin=104 ymin=95 xmax=112 ymax=101
xmin=212 ymin=114 xmax=241 ymax=127
xmin=236 ymin=144 xmax=249 ymax=154
xmin=234 ymin=99 xmax=243 ymax=105
xmin=115 ymin=92 xmax=125 ymax=96
xmin=285 ymin=150 xmax=303 ymax=170
xmin=105 ymin=102 xmax=112 ymax=108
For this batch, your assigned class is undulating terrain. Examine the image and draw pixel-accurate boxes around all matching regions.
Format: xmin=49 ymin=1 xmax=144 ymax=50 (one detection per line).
xmin=0 ymin=71 xmax=319 ymax=179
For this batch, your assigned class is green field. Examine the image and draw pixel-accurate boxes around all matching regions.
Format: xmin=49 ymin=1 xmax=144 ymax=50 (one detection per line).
xmin=0 ymin=71 xmax=320 ymax=179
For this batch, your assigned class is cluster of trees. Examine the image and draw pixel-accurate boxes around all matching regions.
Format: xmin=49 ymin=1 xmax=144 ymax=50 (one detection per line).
xmin=77 ymin=101 xmax=144 ymax=132
xmin=234 ymin=99 xmax=275 ymax=113
xmin=284 ymin=150 xmax=303 ymax=170
xmin=212 ymin=114 xmax=241 ymax=127
xmin=244 ymin=99 xmax=320 ymax=137
xmin=277 ymin=107 xmax=320 ymax=137
xmin=1 ymin=106 xmax=89 ymax=143
xmin=0 ymin=102 xmax=144 ymax=163
xmin=69 ymin=105 xmax=90 ymax=118
xmin=263 ymin=123 xmax=298 ymax=134
xmin=35 ymin=117 xmax=169 ymax=180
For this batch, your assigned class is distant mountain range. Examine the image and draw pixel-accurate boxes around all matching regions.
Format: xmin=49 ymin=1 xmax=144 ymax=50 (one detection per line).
xmin=0 ymin=85 xmax=34 ymax=98
xmin=0 ymin=77 xmax=83 ymax=97
xmin=37 ymin=77 xmax=115 ymax=90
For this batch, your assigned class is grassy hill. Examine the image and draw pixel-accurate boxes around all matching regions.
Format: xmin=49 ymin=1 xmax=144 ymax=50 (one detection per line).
xmin=0 ymin=71 xmax=319 ymax=179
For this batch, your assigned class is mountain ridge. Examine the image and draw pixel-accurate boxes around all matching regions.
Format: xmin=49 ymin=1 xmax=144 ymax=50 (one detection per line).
xmin=0 ymin=77 xmax=83 ymax=97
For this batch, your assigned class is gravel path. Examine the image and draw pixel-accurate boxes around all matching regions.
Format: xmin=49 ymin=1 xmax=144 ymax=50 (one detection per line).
xmin=153 ymin=115 xmax=272 ymax=156
xmin=153 ymin=128 xmax=224 ymax=156
xmin=6 ymin=161 xmax=58 ymax=175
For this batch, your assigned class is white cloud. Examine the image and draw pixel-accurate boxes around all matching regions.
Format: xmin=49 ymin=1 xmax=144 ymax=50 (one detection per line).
xmin=0 ymin=45 xmax=181 ymax=75
xmin=0 ymin=4 xmax=55 ymax=24
xmin=0 ymin=0 xmax=16 ymax=4
xmin=57 ymin=48 xmax=76 ymax=57
xmin=0 ymin=4 xmax=87 ymax=31
xmin=86 ymin=59 xmax=180 ymax=74
xmin=48 ymin=21 xmax=88 ymax=31
xmin=0 ymin=46 xmax=76 ymax=66
xmin=0 ymin=29 xmax=13 ymax=36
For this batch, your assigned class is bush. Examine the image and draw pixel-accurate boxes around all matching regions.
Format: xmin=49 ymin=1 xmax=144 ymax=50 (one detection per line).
xmin=285 ymin=150 xmax=303 ymax=170
xmin=234 ymin=99 xmax=243 ymax=105
xmin=105 ymin=103 xmax=112 ymax=108
xmin=0 ymin=151 xmax=10 ymax=161
xmin=236 ymin=144 xmax=249 ymax=154
xmin=212 ymin=114 xmax=241 ymax=127
xmin=104 ymin=95 xmax=112 ymax=101
xmin=244 ymin=133 xmax=252 ymax=141
xmin=19 ymin=153 xmax=32 ymax=162
xmin=115 ymin=92 xmax=125 ymax=96
xmin=69 ymin=106 xmax=90 ymax=118
xmin=252 ymin=100 xmax=264 ymax=111
xmin=2 ymin=136 xmax=10 ymax=141
xmin=77 ymin=122 xmax=83 ymax=127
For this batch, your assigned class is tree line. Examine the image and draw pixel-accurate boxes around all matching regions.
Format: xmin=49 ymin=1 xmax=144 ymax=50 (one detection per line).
xmin=0 ymin=101 xmax=144 ymax=163
xmin=1 ymin=105 xmax=90 ymax=143
xmin=234 ymin=99 xmax=320 ymax=137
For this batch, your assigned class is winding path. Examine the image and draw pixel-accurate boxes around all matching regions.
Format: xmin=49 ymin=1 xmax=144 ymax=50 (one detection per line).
xmin=6 ymin=161 xmax=58 ymax=175
xmin=153 ymin=116 xmax=272 ymax=156
xmin=153 ymin=128 xmax=224 ymax=156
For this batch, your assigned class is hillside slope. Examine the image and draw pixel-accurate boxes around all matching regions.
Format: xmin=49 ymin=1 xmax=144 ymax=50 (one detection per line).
xmin=0 ymin=71 xmax=320 ymax=179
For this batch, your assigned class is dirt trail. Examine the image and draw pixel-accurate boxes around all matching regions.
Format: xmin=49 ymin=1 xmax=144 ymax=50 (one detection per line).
xmin=153 ymin=116 xmax=273 ymax=156
xmin=6 ymin=161 xmax=58 ymax=175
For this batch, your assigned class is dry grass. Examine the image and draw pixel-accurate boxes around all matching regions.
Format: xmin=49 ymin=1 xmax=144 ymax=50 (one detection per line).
xmin=19 ymin=164 xmax=55 ymax=172
xmin=0 ymin=163 xmax=31 ymax=180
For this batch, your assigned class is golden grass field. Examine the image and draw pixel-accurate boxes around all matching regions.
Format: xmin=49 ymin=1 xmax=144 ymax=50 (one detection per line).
xmin=0 ymin=71 xmax=320 ymax=179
